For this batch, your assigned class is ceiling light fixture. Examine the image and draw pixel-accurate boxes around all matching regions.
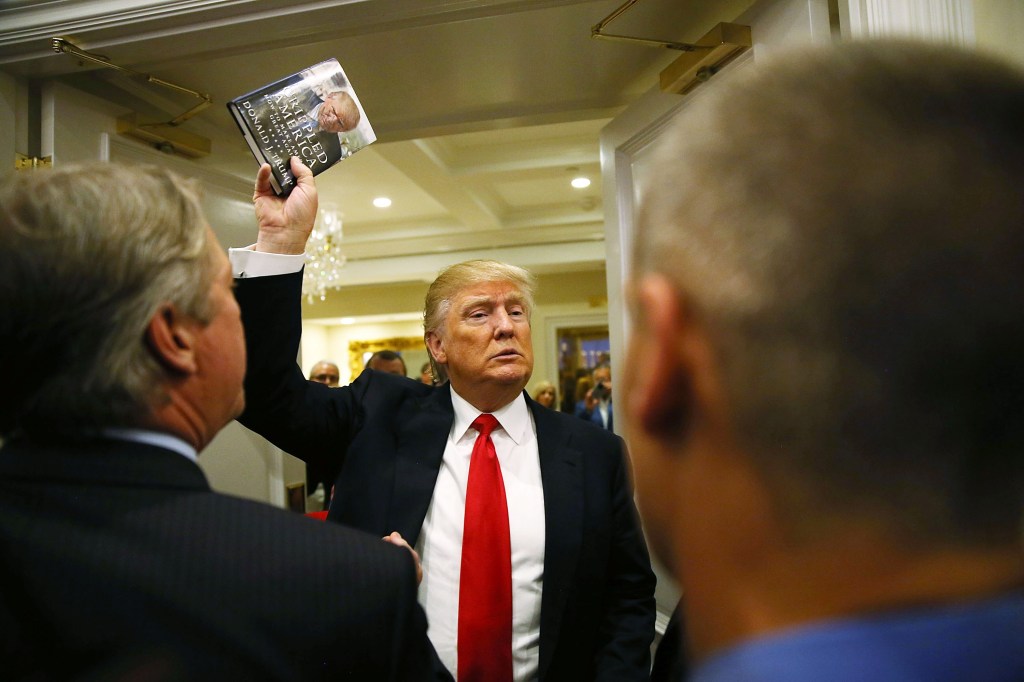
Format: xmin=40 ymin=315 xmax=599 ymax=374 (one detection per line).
xmin=571 ymin=177 xmax=591 ymax=189
xmin=302 ymin=203 xmax=346 ymax=303
xmin=373 ymin=196 xmax=392 ymax=208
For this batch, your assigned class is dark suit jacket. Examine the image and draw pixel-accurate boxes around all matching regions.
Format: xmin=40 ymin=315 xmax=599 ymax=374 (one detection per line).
xmin=236 ymin=271 xmax=657 ymax=681
xmin=0 ymin=436 xmax=442 ymax=681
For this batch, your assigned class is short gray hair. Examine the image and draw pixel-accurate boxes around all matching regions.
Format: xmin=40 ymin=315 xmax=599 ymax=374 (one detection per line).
xmin=423 ymin=259 xmax=536 ymax=384
xmin=635 ymin=41 xmax=1024 ymax=547
xmin=0 ymin=162 xmax=214 ymax=438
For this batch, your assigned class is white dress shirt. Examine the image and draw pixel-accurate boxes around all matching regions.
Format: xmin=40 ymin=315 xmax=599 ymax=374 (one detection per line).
xmin=417 ymin=389 xmax=545 ymax=682
xmin=229 ymin=246 xmax=305 ymax=279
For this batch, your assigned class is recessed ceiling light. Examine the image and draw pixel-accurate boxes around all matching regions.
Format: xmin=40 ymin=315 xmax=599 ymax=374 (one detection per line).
xmin=339 ymin=317 xmax=356 ymax=325
xmin=373 ymin=196 xmax=392 ymax=208
xmin=571 ymin=177 xmax=591 ymax=189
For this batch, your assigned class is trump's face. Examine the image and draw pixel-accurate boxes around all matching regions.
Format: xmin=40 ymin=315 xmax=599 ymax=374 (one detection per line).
xmin=427 ymin=280 xmax=533 ymax=405
xmin=318 ymin=91 xmax=360 ymax=133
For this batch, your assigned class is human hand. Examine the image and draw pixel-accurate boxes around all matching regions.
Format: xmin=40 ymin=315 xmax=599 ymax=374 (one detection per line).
xmin=587 ymin=381 xmax=612 ymax=409
xmin=383 ymin=531 xmax=423 ymax=585
xmin=253 ymin=157 xmax=318 ymax=255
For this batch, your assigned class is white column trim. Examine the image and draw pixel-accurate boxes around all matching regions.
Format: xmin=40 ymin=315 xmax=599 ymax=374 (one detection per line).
xmin=265 ymin=446 xmax=287 ymax=508
xmin=842 ymin=0 xmax=975 ymax=45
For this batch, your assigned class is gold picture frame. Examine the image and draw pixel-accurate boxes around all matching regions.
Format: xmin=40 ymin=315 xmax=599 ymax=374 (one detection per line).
xmin=348 ymin=336 xmax=426 ymax=380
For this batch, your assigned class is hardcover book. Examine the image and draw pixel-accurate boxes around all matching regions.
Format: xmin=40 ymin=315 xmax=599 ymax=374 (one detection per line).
xmin=227 ymin=58 xmax=376 ymax=195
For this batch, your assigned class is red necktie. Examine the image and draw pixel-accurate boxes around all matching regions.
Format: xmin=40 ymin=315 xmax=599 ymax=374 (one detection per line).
xmin=458 ymin=414 xmax=513 ymax=682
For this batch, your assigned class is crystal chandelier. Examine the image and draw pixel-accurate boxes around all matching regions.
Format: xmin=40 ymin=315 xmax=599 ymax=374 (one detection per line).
xmin=302 ymin=203 xmax=346 ymax=303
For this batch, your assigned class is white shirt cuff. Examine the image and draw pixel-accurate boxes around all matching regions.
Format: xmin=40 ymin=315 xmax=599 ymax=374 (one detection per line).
xmin=229 ymin=245 xmax=306 ymax=278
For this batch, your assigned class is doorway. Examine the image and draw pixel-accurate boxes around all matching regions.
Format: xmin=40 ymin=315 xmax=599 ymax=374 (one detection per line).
xmin=555 ymin=324 xmax=610 ymax=414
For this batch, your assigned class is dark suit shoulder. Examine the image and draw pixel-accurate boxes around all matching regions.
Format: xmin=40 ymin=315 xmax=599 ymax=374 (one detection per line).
xmin=191 ymin=490 xmax=417 ymax=589
xmin=348 ymin=369 xmax=449 ymax=425
xmin=0 ymin=455 xmax=436 ymax=682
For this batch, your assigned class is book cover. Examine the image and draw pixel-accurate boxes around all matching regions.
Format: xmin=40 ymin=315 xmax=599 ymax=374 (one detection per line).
xmin=227 ymin=58 xmax=376 ymax=195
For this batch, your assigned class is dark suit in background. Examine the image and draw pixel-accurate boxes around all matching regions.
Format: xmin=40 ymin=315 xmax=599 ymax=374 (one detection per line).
xmin=575 ymin=399 xmax=613 ymax=431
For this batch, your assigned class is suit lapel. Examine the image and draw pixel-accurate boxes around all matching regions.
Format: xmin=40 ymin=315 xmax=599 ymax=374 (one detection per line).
xmin=388 ymin=384 xmax=455 ymax=544
xmin=532 ymin=400 xmax=584 ymax=681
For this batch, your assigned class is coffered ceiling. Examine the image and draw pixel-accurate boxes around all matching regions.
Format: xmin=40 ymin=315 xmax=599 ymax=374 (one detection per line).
xmin=1 ymin=0 xmax=750 ymax=309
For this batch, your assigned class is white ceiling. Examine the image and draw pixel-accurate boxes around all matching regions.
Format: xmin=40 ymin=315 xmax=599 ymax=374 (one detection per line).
xmin=1 ymin=0 xmax=748 ymax=308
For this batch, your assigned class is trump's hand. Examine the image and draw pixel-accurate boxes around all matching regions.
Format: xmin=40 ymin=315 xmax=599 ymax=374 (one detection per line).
xmin=383 ymin=531 xmax=423 ymax=585
xmin=253 ymin=156 xmax=318 ymax=255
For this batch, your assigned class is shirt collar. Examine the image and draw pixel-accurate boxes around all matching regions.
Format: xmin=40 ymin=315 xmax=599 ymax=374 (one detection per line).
xmin=100 ymin=428 xmax=198 ymax=462
xmin=450 ymin=387 xmax=529 ymax=446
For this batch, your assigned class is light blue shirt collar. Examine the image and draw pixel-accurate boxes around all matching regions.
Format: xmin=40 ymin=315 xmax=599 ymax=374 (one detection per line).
xmin=100 ymin=428 xmax=198 ymax=463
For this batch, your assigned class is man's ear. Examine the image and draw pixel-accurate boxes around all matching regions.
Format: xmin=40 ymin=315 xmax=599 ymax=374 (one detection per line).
xmin=629 ymin=274 xmax=701 ymax=442
xmin=145 ymin=304 xmax=198 ymax=375
xmin=425 ymin=331 xmax=446 ymax=366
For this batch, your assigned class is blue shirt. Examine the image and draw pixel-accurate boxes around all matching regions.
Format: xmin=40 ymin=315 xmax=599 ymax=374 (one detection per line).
xmin=693 ymin=594 xmax=1024 ymax=682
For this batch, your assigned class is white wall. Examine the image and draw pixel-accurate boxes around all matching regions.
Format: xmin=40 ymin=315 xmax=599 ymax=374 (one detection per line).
xmin=974 ymin=0 xmax=1024 ymax=66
